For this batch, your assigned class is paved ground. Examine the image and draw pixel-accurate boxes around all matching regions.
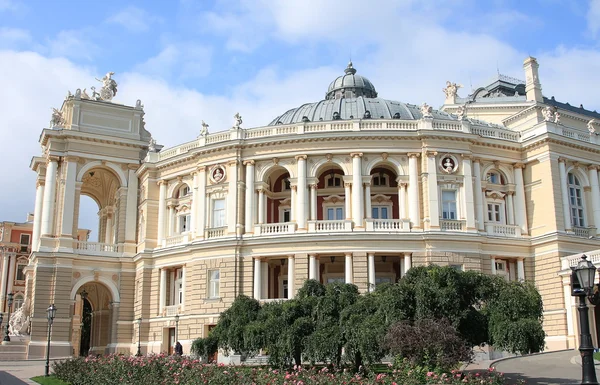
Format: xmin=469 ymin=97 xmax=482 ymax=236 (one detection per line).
xmin=493 ymin=349 xmax=599 ymax=385
xmin=0 ymin=360 xmax=58 ymax=385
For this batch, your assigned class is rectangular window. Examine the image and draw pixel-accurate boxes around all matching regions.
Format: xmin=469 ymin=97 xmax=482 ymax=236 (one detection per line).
xmin=179 ymin=215 xmax=191 ymax=233
xmin=19 ymin=234 xmax=30 ymax=253
xmin=282 ymin=279 xmax=288 ymax=299
xmin=372 ymin=206 xmax=389 ymax=219
xmin=442 ymin=191 xmax=457 ymax=220
xmin=212 ymin=199 xmax=226 ymax=227
xmin=176 ymin=269 xmax=183 ymax=305
xmin=16 ymin=264 xmax=26 ymax=281
xmin=487 ymin=203 xmax=501 ymax=222
xmin=208 ymin=270 xmax=220 ymax=298
xmin=327 ymin=207 xmax=344 ymax=220
xmin=327 ymin=177 xmax=341 ymax=187
xmin=449 ymin=264 xmax=463 ymax=271
xmin=282 ymin=209 xmax=291 ymax=222
xmin=495 ymin=261 xmax=505 ymax=272
xmin=327 ymin=277 xmax=345 ymax=284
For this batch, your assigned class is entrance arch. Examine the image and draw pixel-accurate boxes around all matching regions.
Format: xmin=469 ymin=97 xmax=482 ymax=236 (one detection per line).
xmin=71 ymin=280 xmax=117 ymax=356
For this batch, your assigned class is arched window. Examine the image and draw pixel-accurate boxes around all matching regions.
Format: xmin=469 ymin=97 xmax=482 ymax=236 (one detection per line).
xmin=486 ymin=171 xmax=506 ymax=185
xmin=568 ymin=173 xmax=585 ymax=227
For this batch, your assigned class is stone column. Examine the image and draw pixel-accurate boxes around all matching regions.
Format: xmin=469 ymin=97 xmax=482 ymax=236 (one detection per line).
xmin=120 ymin=167 xmax=137 ymax=245
xmin=367 ymin=253 xmax=376 ymax=292
xmin=365 ymin=182 xmax=372 ymax=219
xmin=426 ymin=152 xmax=439 ymax=229
xmin=261 ymin=261 xmax=268 ymax=300
xmin=253 ymin=258 xmax=262 ymax=299
xmin=181 ymin=265 xmax=186 ymax=310
xmin=58 ymin=157 xmax=78 ymax=239
xmin=408 ymin=153 xmax=421 ymax=228
xmin=296 ymin=156 xmax=307 ymax=229
xmin=32 ymin=180 xmax=45 ymax=251
xmin=403 ymin=253 xmax=412 ymax=273
xmin=105 ymin=212 xmax=113 ymax=244
xmin=506 ymin=192 xmax=515 ymax=225
xmin=351 ymin=153 xmax=364 ymax=227
xmin=159 ymin=268 xmax=167 ymax=315
xmin=227 ymin=160 xmax=238 ymax=234
xmin=40 ymin=156 xmax=59 ymax=237
xmin=287 ymin=255 xmax=295 ymax=299
xmin=7 ymin=255 xmax=15 ymax=296
xmin=315 ymin=256 xmax=320 ymax=281
xmin=309 ymin=184 xmax=317 ymax=220
xmin=157 ymin=181 xmax=167 ymax=244
xmin=0 ymin=254 xmax=8 ymax=311
xmin=398 ymin=182 xmax=407 ymax=219
xmin=344 ymin=182 xmax=352 ymax=219
xmin=244 ymin=161 xmax=255 ymax=233
xmin=196 ymin=168 xmax=206 ymax=237
xmin=167 ymin=206 xmax=174 ymax=236
xmin=473 ymin=159 xmax=485 ymax=231
xmin=290 ymin=185 xmax=296 ymax=222
xmin=309 ymin=254 xmax=316 ymax=280
xmin=517 ymin=259 xmax=525 ymax=281
xmin=190 ymin=171 xmax=199 ymax=237
xmin=345 ymin=252 xmax=353 ymax=284
xmin=258 ymin=189 xmax=265 ymax=224
xmin=513 ymin=163 xmax=528 ymax=234
xmin=491 ymin=257 xmax=497 ymax=275
xmin=110 ymin=302 xmax=120 ymax=346
xmin=588 ymin=165 xmax=600 ymax=233
xmin=462 ymin=156 xmax=475 ymax=230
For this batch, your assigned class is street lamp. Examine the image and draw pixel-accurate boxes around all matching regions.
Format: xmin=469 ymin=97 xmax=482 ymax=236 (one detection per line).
xmin=572 ymin=254 xmax=600 ymax=385
xmin=174 ymin=314 xmax=179 ymax=342
xmin=45 ymin=304 xmax=57 ymax=377
xmin=3 ymin=292 xmax=13 ymax=342
xmin=136 ymin=318 xmax=142 ymax=357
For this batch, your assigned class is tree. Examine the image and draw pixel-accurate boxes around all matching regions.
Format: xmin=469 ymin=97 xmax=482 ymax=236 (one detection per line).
xmin=210 ymin=295 xmax=261 ymax=357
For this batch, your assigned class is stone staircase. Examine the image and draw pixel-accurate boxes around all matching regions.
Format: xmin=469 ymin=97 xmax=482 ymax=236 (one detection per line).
xmin=242 ymin=355 xmax=269 ymax=366
xmin=0 ymin=342 xmax=28 ymax=360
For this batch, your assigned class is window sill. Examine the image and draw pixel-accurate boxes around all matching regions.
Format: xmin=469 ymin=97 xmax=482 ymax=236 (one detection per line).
xmin=204 ymin=297 xmax=222 ymax=303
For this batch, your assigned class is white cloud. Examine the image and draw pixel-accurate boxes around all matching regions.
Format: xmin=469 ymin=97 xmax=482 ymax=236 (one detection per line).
xmin=106 ymin=6 xmax=159 ymax=33
xmin=0 ymin=27 xmax=31 ymax=48
xmin=45 ymin=30 xmax=99 ymax=61
xmin=134 ymin=42 xmax=212 ymax=80
xmin=588 ymin=0 xmax=600 ymax=38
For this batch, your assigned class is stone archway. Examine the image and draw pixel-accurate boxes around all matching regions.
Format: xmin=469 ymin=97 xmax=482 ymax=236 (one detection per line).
xmin=71 ymin=282 xmax=114 ymax=356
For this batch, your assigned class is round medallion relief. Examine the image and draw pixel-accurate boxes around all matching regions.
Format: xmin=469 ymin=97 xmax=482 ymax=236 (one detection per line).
xmin=210 ymin=165 xmax=227 ymax=184
xmin=440 ymin=154 xmax=459 ymax=174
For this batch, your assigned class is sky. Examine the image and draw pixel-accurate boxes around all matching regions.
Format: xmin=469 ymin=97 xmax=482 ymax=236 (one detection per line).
xmin=2 ymin=0 xmax=600 ymax=238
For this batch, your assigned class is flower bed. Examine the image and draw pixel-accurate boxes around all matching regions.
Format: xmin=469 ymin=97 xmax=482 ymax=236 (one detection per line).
xmin=53 ymin=355 xmax=520 ymax=385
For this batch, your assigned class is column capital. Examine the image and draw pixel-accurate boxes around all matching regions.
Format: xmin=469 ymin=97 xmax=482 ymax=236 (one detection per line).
xmin=63 ymin=156 xmax=79 ymax=163
xmin=472 ymin=157 xmax=482 ymax=164
xmin=295 ymin=155 xmax=307 ymax=161
xmin=558 ymin=157 xmax=568 ymax=164
xmin=461 ymin=153 xmax=473 ymax=160
xmin=227 ymin=159 xmax=238 ymax=166
xmin=367 ymin=252 xmax=375 ymax=257
xmin=290 ymin=185 xmax=297 ymax=191
xmin=46 ymin=155 xmax=60 ymax=163
xmin=196 ymin=165 xmax=207 ymax=173
xmin=308 ymin=253 xmax=318 ymax=257
xmin=425 ymin=151 xmax=438 ymax=158
xmin=309 ymin=183 xmax=318 ymax=190
xmin=157 ymin=180 xmax=168 ymax=186
xmin=584 ymin=186 xmax=592 ymax=192
xmin=350 ymin=152 xmax=363 ymax=158
xmin=399 ymin=182 xmax=408 ymax=188
xmin=407 ymin=152 xmax=421 ymax=158
xmin=344 ymin=182 xmax=352 ymax=188
xmin=127 ymin=164 xmax=139 ymax=170
xmin=36 ymin=180 xmax=45 ymax=188
xmin=345 ymin=252 xmax=353 ymax=257
xmin=513 ymin=162 xmax=526 ymax=169
xmin=363 ymin=181 xmax=371 ymax=187
xmin=243 ymin=160 xmax=255 ymax=166
xmin=288 ymin=255 xmax=295 ymax=260
xmin=588 ymin=164 xmax=600 ymax=171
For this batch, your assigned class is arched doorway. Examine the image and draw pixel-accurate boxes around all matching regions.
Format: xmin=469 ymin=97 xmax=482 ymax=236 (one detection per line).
xmin=71 ymin=282 xmax=114 ymax=356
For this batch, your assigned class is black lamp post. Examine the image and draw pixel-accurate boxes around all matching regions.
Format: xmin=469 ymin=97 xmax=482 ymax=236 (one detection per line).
xmin=3 ymin=292 xmax=13 ymax=342
xmin=174 ymin=314 xmax=179 ymax=342
xmin=572 ymin=254 xmax=600 ymax=385
xmin=136 ymin=317 xmax=142 ymax=357
xmin=45 ymin=304 xmax=57 ymax=377
xmin=0 ymin=313 xmax=3 ymax=337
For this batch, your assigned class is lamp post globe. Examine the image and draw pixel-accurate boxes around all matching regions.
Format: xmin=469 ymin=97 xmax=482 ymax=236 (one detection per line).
xmin=45 ymin=304 xmax=57 ymax=377
xmin=573 ymin=254 xmax=599 ymax=385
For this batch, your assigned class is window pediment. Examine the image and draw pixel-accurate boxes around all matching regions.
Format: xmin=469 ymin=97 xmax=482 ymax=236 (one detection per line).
xmin=486 ymin=190 xmax=505 ymax=200
xmin=371 ymin=194 xmax=392 ymax=203
xmin=323 ymin=195 xmax=345 ymax=204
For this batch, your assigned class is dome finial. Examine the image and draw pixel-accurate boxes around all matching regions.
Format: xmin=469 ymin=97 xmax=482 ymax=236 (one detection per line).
xmin=345 ymin=61 xmax=356 ymax=75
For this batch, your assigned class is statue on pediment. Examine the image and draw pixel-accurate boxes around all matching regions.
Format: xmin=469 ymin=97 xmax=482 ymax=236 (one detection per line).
xmin=233 ymin=113 xmax=243 ymax=129
xmin=148 ymin=138 xmax=157 ymax=152
xmin=420 ymin=103 xmax=433 ymax=118
xmin=200 ymin=120 xmax=209 ymax=136
xmin=50 ymin=108 xmax=65 ymax=128
xmin=542 ymin=106 xmax=555 ymax=122
xmin=456 ymin=104 xmax=467 ymax=121
xmin=443 ymin=81 xmax=462 ymax=103
xmin=95 ymin=71 xmax=118 ymax=101
xmin=588 ymin=119 xmax=597 ymax=133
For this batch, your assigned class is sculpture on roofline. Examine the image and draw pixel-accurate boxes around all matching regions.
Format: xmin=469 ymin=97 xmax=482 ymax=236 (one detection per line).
xmin=542 ymin=106 xmax=556 ymax=122
xmin=81 ymin=88 xmax=91 ymax=100
xmin=95 ymin=71 xmax=118 ymax=101
xmin=443 ymin=81 xmax=462 ymax=103
xmin=233 ymin=113 xmax=243 ymax=129
xmin=8 ymin=297 xmax=31 ymax=336
xmin=554 ymin=111 xmax=561 ymax=124
xmin=455 ymin=104 xmax=467 ymax=121
xmin=50 ymin=108 xmax=65 ymax=127
xmin=420 ymin=103 xmax=433 ymax=118
xmin=588 ymin=119 xmax=597 ymax=134
xmin=200 ymin=120 xmax=209 ymax=136
xmin=148 ymin=137 xmax=157 ymax=152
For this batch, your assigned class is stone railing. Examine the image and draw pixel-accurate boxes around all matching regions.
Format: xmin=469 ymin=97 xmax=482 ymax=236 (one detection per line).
xmin=156 ymin=118 xmax=521 ymax=162
xmin=165 ymin=234 xmax=190 ymax=247
xmin=164 ymin=305 xmax=180 ymax=317
xmin=206 ymin=227 xmax=227 ymax=239
xmin=564 ymin=249 xmax=600 ymax=269
xmin=254 ymin=222 xmax=296 ymax=235
xmin=308 ymin=220 xmax=353 ymax=232
xmin=365 ymin=219 xmax=410 ymax=232
xmin=486 ymin=223 xmax=522 ymax=237
xmin=572 ymin=226 xmax=596 ymax=238
xmin=74 ymin=241 xmax=122 ymax=254
xmin=440 ymin=219 xmax=466 ymax=231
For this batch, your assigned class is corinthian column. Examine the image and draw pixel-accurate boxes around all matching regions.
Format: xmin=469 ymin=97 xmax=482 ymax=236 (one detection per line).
xmin=157 ymin=181 xmax=167 ymax=244
xmin=32 ymin=180 xmax=45 ymax=251
xmin=513 ymin=163 xmax=528 ymax=234
xmin=296 ymin=156 xmax=308 ymax=230
xmin=408 ymin=153 xmax=421 ymax=228
xmin=351 ymin=153 xmax=364 ymax=227
xmin=244 ymin=160 xmax=255 ymax=233
xmin=588 ymin=165 xmax=600 ymax=233
xmin=426 ymin=152 xmax=439 ymax=229
xmin=40 ymin=156 xmax=59 ymax=237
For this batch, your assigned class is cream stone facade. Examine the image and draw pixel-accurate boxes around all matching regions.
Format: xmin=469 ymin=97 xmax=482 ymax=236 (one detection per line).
xmin=16 ymin=57 xmax=600 ymax=359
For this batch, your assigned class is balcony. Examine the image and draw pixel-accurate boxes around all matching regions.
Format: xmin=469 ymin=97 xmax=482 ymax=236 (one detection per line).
xmin=486 ymin=223 xmax=522 ymax=237
xmin=308 ymin=220 xmax=353 ymax=232
xmin=164 ymin=305 xmax=181 ymax=317
xmin=365 ymin=219 xmax=410 ymax=232
xmin=206 ymin=227 xmax=227 ymax=239
xmin=440 ymin=219 xmax=466 ymax=232
xmin=73 ymin=241 xmax=122 ymax=256
xmin=165 ymin=233 xmax=190 ymax=247
xmin=254 ymin=222 xmax=296 ymax=236
xmin=572 ymin=226 xmax=596 ymax=238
